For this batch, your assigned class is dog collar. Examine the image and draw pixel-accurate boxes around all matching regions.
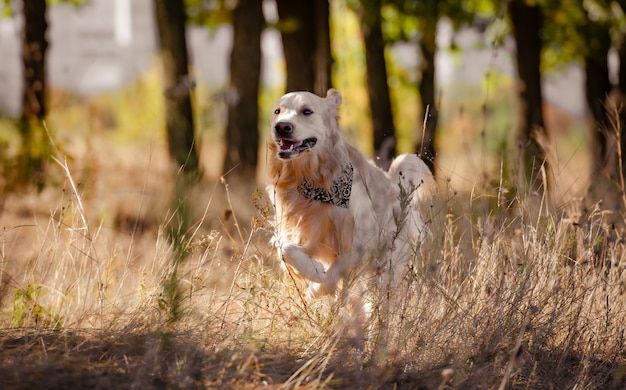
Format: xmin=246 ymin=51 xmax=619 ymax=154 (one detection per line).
xmin=297 ymin=163 xmax=353 ymax=208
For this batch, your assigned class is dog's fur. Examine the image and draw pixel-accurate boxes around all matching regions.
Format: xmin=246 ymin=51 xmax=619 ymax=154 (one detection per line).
xmin=267 ymin=89 xmax=433 ymax=297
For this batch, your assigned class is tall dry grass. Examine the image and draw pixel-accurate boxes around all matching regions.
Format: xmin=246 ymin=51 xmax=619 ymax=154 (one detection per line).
xmin=0 ymin=66 xmax=625 ymax=386
xmin=0 ymin=125 xmax=625 ymax=389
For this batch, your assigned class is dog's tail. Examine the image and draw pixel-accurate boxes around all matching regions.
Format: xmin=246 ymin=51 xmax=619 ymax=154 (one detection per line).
xmin=387 ymin=154 xmax=435 ymax=206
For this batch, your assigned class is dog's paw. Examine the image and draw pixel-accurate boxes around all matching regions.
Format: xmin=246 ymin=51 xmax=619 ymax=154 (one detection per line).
xmin=306 ymin=265 xmax=341 ymax=297
xmin=307 ymin=282 xmax=331 ymax=298
xmin=271 ymin=234 xmax=293 ymax=252
xmin=270 ymin=234 xmax=281 ymax=248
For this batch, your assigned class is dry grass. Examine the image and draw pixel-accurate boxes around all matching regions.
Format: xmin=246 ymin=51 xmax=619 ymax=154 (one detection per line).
xmin=0 ymin=132 xmax=625 ymax=390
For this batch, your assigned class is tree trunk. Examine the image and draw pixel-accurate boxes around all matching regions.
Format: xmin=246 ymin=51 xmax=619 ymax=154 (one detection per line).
xmin=223 ymin=0 xmax=264 ymax=183
xmin=416 ymin=19 xmax=438 ymax=174
xmin=585 ymin=51 xmax=612 ymax=175
xmin=361 ymin=0 xmax=396 ymax=170
xmin=22 ymin=0 xmax=47 ymax=122
xmin=582 ymin=15 xmax=618 ymax=192
xmin=276 ymin=0 xmax=316 ymax=92
xmin=508 ymin=0 xmax=549 ymax=192
xmin=618 ymin=37 xmax=626 ymax=182
xmin=276 ymin=0 xmax=331 ymax=95
xmin=154 ymin=0 xmax=200 ymax=175
xmin=313 ymin=0 xmax=332 ymax=96
xmin=20 ymin=0 xmax=48 ymax=188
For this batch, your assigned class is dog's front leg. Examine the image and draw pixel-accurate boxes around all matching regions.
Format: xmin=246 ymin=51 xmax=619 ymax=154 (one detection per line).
xmin=273 ymin=237 xmax=342 ymax=297
xmin=278 ymin=243 xmax=328 ymax=282
xmin=307 ymin=262 xmax=343 ymax=297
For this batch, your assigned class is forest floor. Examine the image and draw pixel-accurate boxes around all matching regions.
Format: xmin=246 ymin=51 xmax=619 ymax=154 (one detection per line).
xmin=0 ymin=131 xmax=625 ymax=389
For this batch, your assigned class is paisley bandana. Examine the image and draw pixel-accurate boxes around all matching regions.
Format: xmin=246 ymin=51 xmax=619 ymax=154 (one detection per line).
xmin=297 ymin=163 xmax=353 ymax=208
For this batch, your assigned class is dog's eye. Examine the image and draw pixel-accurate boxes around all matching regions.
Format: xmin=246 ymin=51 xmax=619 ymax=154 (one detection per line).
xmin=302 ymin=108 xmax=313 ymax=116
xmin=274 ymin=108 xmax=281 ymax=115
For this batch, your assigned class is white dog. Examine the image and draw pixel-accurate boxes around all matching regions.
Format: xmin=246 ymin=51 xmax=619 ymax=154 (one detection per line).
xmin=267 ymin=89 xmax=433 ymax=298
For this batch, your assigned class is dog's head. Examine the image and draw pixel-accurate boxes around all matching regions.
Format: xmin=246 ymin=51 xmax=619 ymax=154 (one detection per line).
xmin=270 ymin=89 xmax=343 ymax=160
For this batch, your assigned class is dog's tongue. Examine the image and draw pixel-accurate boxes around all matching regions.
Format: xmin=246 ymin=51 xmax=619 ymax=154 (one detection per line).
xmin=280 ymin=139 xmax=302 ymax=151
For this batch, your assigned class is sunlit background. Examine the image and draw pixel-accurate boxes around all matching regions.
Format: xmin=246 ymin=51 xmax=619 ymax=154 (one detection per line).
xmin=0 ymin=0 xmax=595 ymax=195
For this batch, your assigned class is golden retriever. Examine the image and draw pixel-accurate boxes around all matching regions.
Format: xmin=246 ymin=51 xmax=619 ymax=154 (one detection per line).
xmin=267 ymin=89 xmax=433 ymax=298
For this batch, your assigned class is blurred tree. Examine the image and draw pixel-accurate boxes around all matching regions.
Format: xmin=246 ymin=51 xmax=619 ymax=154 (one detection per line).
xmin=368 ymin=0 xmax=475 ymax=174
xmin=577 ymin=1 xmax=626 ymax=188
xmin=415 ymin=13 xmax=437 ymax=174
xmin=276 ymin=0 xmax=331 ymax=95
xmin=223 ymin=0 xmax=264 ymax=183
xmin=314 ymin=0 xmax=332 ymax=95
xmin=19 ymin=0 xmax=49 ymax=189
xmin=544 ymin=0 xmax=625 ymax=188
xmin=154 ymin=0 xmax=200 ymax=176
xmin=359 ymin=0 xmax=397 ymax=170
xmin=508 ymin=0 xmax=550 ymax=192
xmin=276 ymin=0 xmax=315 ymax=92
xmin=619 ymin=31 xmax=626 ymax=181
xmin=381 ymin=0 xmax=442 ymax=173
xmin=21 ymin=0 xmax=47 ymax=124
xmin=583 ymin=1 xmax=626 ymax=195
xmin=583 ymin=15 xmax=612 ymax=176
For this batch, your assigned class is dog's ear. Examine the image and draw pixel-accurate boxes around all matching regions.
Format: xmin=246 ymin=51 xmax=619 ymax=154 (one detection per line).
xmin=325 ymin=89 xmax=342 ymax=108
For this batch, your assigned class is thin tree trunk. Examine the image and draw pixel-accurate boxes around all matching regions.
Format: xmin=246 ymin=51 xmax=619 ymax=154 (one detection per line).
xmin=22 ymin=0 xmax=47 ymax=122
xmin=583 ymin=20 xmax=613 ymax=179
xmin=416 ymin=19 xmax=438 ymax=174
xmin=276 ymin=0 xmax=316 ymax=92
xmin=618 ymin=37 xmax=626 ymax=182
xmin=223 ymin=0 xmax=264 ymax=183
xmin=154 ymin=0 xmax=200 ymax=175
xmin=508 ymin=0 xmax=549 ymax=192
xmin=314 ymin=0 xmax=332 ymax=96
xmin=585 ymin=51 xmax=612 ymax=174
xmin=277 ymin=0 xmax=332 ymax=95
xmin=20 ymin=0 xmax=48 ymax=188
xmin=361 ymin=0 xmax=395 ymax=170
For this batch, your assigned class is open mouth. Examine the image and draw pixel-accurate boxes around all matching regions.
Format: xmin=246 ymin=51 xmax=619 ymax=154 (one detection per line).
xmin=276 ymin=137 xmax=317 ymax=159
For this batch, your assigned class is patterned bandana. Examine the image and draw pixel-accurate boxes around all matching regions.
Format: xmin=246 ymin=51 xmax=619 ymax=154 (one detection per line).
xmin=297 ymin=163 xmax=353 ymax=208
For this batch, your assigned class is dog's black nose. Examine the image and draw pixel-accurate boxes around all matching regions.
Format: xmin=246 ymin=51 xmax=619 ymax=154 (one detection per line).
xmin=274 ymin=121 xmax=294 ymax=137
